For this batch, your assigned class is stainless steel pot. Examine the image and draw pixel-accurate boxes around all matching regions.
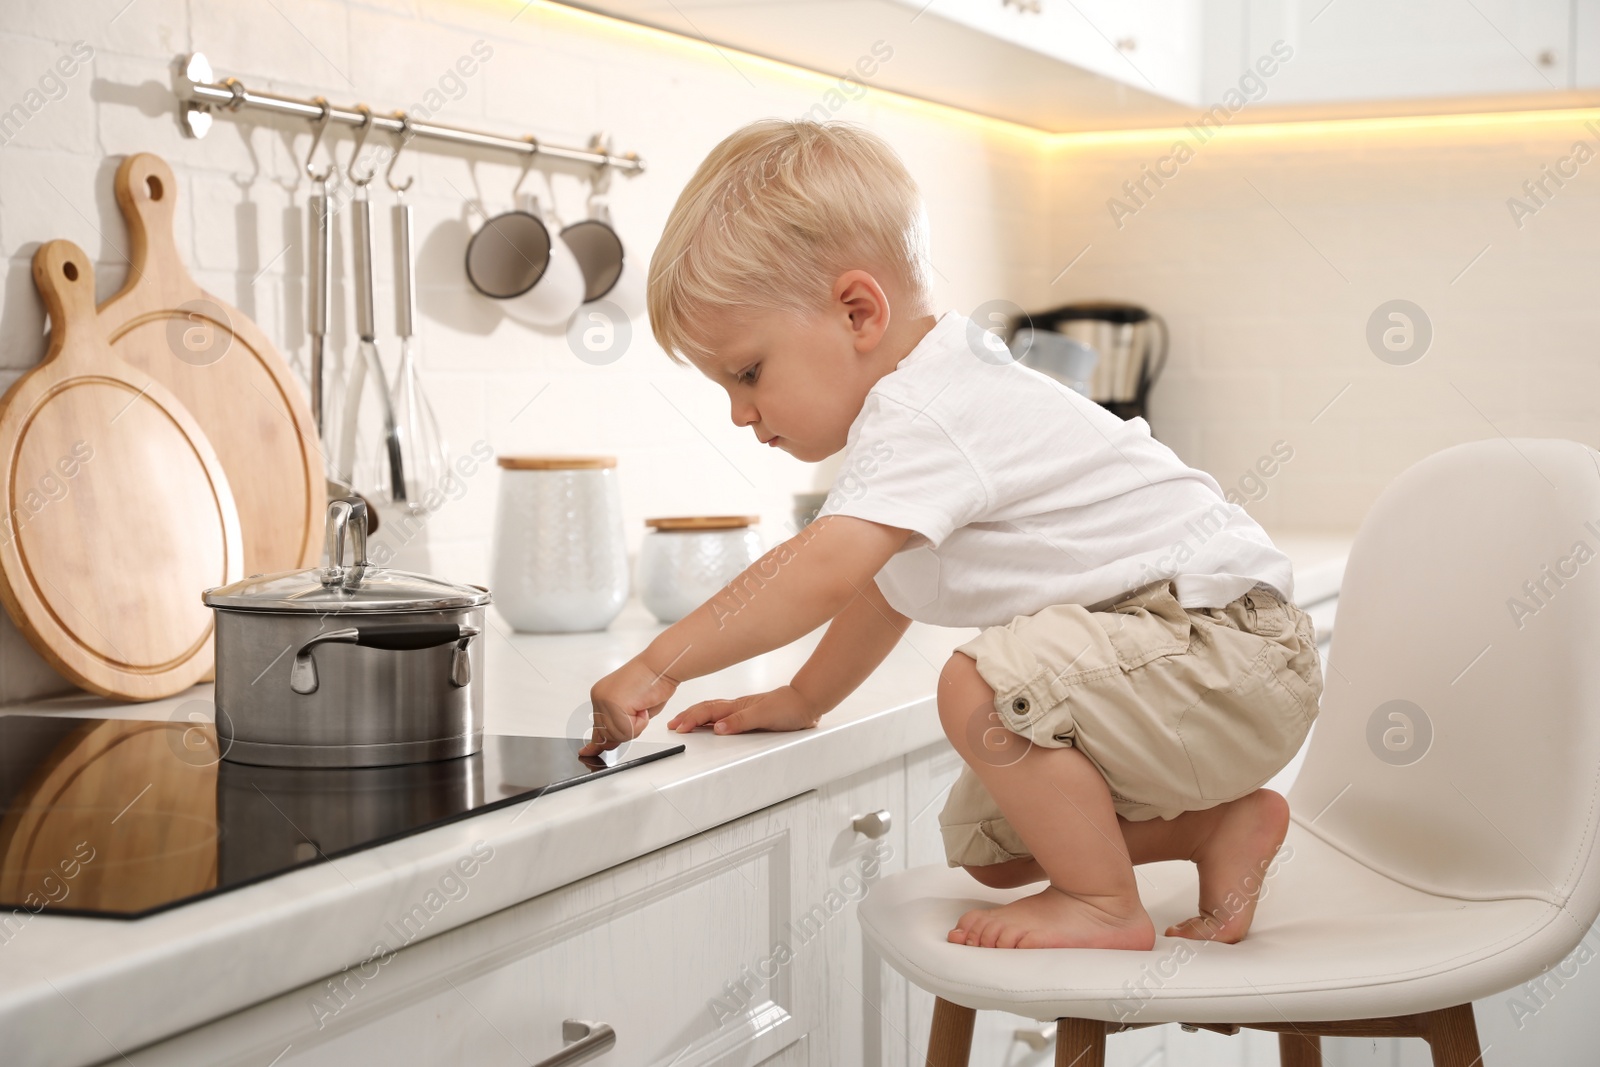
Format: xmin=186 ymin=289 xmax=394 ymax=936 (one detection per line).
xmin=202 ymin=498 xmax=492 ymax=768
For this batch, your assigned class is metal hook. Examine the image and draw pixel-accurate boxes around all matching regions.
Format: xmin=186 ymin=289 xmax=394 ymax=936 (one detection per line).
xmin=347 ymin=103 xmax=379 ymax=188
xmin=385 ymin=111 xmax=415 ymax=195
xmin=304 ymin=96 xmax=335 ymax=184
xmin=588 ymin=131 xmax=616 ymax=203
xmin=588 ymin=132 xmax=613 ymax=174
xmin=508 ymin=141 xmax=538 ymax=204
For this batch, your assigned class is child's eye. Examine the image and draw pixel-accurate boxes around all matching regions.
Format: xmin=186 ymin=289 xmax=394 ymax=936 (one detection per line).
xmin=739 ymin=364 xmax=760 ymax=385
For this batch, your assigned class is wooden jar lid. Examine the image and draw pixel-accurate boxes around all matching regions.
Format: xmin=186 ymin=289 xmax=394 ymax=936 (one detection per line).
xmin=645 ymin=515 xmax=759 ymax=531
xmin=497 ymin=455 xmax=617 ymax=470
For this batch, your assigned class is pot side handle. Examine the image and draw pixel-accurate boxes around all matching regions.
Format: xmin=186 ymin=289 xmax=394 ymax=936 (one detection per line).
xmin=289 ymin=624 xmax=482 ymax=695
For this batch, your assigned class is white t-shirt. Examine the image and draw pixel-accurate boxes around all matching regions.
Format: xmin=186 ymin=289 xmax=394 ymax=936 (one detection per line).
xmin=815 ymin=310 xmax=1294 ymax=628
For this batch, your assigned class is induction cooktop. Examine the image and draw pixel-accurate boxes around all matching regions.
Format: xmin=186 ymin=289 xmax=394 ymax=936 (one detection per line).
xmin=0 ymin=715 xmax=684 ymax=920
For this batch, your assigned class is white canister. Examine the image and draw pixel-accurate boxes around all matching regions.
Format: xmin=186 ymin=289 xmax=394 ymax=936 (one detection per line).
xmin=637 ymin=516 xmax=764 ymax=625
xmin=490 ymin=456 xmax=629 ymax=632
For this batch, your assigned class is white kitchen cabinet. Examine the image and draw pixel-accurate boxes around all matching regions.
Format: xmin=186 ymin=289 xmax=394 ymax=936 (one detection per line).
xmin=558 ymin=0 xmax=1600 ymax=132
xmin=891 ymin=0 xmax=1203 ymax=106
xmin=810 ymin=757 xmax=911 ymax=1067
xmin=756 ymin=1034 xmax=810 ymax=1065
xmin=120 ymin=793 xmax=823 ymax=1067
xmin=1204 ymin=0 xmax=1593 ymax=107
xmin=552 ymin=0 xmax=1202 ymax=132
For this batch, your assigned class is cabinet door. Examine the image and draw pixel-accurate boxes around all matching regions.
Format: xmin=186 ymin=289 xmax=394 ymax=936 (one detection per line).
xmin=895 ymin=0 xmax=1203 ymax=104
xmin=755 ymin=1033 xmax=809 ymax=1066
xmin=1234 ymin=0 xmax=1574 ymax=103
xmin=809 ymin=758 xmax=910 ymax=1067
xmin=127 ymin=793 xmax=820 ymax=1067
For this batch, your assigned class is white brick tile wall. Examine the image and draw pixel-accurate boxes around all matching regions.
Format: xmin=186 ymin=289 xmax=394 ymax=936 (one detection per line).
xmin=1044 ymin=119 xmax=1600 ymax=556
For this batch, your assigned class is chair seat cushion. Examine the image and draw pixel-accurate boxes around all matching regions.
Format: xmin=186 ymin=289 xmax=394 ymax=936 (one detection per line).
xmin=859 ymin=820 xmax=1570 ymax=1024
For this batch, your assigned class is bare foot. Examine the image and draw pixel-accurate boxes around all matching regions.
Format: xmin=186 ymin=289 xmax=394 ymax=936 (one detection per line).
xmin=948 ymin=885 xmax=1156 ymax=950
xmin=1166 ymin=789 xmax=1290 ymax=943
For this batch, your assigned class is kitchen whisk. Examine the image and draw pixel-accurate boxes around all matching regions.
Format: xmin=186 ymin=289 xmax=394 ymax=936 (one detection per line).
xmin=387 ymin=126 xmax=447 ymax=509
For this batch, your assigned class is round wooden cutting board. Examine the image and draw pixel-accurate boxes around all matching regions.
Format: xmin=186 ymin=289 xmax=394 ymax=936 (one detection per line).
xmin=0 ymin=240 xmax=243 ymax=700
xmin=97 ymin=152 xmax=323 ymax=575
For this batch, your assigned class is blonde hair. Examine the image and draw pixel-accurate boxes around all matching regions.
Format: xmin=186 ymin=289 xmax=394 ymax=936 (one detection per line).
xmin=647 ymin=119 xmax=931 ymax=367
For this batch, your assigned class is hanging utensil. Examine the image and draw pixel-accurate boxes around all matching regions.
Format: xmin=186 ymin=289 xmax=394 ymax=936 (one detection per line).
xmin=338 ymin=105 xmax=406 ymax=504
xmin=387 ymin=116 xmax=447 ymax=509
xmin=305 ymin=98 xmax=334 ymax=444
xmin=562 ymin=137 xmax=627 ymax=304
xmin=302 ymin=100 xmax=380 ymax=529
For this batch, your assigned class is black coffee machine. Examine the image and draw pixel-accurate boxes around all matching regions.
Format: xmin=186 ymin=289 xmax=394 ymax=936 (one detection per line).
xmin=1005 ymin=302 xmax=1168 ymax=423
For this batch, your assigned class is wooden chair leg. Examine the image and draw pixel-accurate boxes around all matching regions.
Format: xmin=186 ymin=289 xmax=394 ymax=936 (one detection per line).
xmin=1278 ymin=1031 xmax=1323 ymax=1066
xmin=926 ymin=997 xmax=975 ymax=1067
xmin=1055 ymin=1017 xmax=1107 ymax=1067
xmin=1420 ymin=1004 xmax=1485 ymax=1067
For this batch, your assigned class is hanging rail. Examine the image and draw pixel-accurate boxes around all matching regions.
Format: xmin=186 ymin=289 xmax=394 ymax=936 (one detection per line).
xmin=172 ymin=52 xmax=645 ymax=173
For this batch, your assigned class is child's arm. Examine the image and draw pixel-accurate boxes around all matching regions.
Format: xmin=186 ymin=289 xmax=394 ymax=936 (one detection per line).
xmin=664 ymin=569 xmax=912 ymax=735
xmin=582 ymin=516 xmax=912 ymax=754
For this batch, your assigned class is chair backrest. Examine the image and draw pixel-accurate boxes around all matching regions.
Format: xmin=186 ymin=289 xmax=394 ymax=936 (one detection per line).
xmin=1288 ymin=438 xmax=1600 ymax=922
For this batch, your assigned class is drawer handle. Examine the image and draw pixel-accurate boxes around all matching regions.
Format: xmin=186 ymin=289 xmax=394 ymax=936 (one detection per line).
xmin=530 ymin=1019 xmax=615 ymax=1066
xmin=851 ymin=809 xmax=892 ymax=839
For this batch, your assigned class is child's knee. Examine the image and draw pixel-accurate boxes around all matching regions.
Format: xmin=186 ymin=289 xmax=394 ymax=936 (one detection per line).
xmin=937 ymin=651 xmax=992 ymax=739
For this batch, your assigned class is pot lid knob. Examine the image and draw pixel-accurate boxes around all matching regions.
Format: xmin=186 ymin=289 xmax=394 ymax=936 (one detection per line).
xmin=321 ymin=498 xmax=371 ymax=587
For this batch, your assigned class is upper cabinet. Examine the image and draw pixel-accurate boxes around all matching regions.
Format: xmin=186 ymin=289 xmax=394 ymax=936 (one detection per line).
xmin=903 ymin=0 xmax=1203 ymax=106
xmin=572 ymin=0 xmax=1206 ymax=130
xmin=1203 ymin=0 xmax=1600 ymax=120
xmin=559 ymin=0 xmax=1600 ymax=131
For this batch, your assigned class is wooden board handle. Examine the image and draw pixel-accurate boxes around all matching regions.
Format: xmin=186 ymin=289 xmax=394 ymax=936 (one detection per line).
xmin=113 ymin=153 xmax=182 ymax=281
xmin=30 ymin=241 xmax=101 ymax=365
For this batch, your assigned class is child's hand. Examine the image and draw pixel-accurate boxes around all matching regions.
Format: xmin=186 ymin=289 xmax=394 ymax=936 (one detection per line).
xmin=581 ymin=657 xmax=679 ymax=757
xmin=666 ymin=685 xmax=824 ymax=736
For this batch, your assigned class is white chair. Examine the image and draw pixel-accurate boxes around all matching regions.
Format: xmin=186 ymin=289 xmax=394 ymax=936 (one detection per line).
xmin=859 ymin=437 xmax=1600 ymax=1066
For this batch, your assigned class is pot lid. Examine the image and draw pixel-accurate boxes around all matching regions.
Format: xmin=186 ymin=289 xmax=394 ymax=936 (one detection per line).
xmin=203 ymin=567 xmax=491 ymax=613
xmin=202 ymin=498 xmax=492 ymax=613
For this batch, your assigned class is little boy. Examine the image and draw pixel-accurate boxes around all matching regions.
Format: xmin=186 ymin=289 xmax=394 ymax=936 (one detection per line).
xmin=584 ymin=119 xmax=1323 ymax=951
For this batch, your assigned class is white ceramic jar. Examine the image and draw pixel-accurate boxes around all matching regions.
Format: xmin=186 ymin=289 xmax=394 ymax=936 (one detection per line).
xmin=637 ymin=516 xmax=764 ymax=625
xmin=490 ymin=456 xmax=629 ymax=632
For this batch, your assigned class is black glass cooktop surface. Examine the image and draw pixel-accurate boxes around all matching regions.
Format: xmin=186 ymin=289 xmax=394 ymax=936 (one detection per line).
xmin=0 ymin=715 xmax=684 ymax=920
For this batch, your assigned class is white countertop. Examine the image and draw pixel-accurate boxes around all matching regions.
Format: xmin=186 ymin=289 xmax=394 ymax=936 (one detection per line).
xmin=0 ymin=535 xmax=1351 ymax=1066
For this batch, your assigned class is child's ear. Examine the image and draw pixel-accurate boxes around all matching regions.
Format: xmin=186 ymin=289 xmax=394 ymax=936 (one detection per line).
xmin=833 ymin=270 xmax=889 ymax=351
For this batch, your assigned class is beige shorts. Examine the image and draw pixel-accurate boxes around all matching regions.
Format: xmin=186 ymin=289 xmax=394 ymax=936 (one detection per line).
xmin=938 ymin=579 xmax=1323 ymax=869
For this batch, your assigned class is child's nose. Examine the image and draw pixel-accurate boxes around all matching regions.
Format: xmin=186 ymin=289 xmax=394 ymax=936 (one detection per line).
xmin=730 ymin=399 xmax=758 ymax=427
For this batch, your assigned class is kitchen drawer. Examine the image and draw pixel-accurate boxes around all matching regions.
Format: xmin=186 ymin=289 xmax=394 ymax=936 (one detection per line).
xmin=812 ymin=758 xmax=909 ymax=1067
xmin=903 ymin=740 xmax=964 ymax=872
xmin=122 ymin=792 xmax=820 ymax=1067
